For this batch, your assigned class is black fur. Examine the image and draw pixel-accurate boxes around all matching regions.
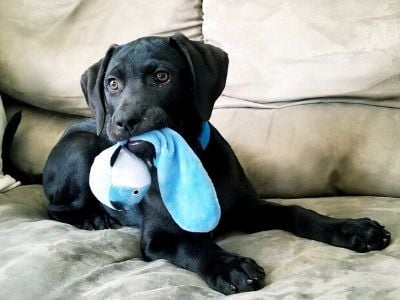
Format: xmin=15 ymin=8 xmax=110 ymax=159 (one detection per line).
xmin=2 ymin=111 xmax=41 ymax=185
xmin=41 ymin=33 xmax=390 ymax=294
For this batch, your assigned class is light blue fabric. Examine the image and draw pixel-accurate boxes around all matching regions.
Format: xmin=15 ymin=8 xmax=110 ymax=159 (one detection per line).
xmin=109 ymin=185 xmax=149 ymax=206
xmin=132 ymin=125 xmax=221 ymax=233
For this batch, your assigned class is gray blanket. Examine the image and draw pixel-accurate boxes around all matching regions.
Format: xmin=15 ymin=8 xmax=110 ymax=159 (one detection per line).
xmin=1 ymin=185 xmax=399 ymax=299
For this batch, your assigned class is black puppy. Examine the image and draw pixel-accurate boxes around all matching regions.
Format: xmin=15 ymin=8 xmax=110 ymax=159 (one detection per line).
xmin=43 ymin=33 xmax=391 ymax=294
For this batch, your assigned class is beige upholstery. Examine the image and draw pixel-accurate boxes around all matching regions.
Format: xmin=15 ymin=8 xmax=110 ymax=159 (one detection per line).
xmin=204 ymin=0 xmax=400 ymax=107
xmin=0 ymin=0 xmax=202 ymax=116
xmin=5 ymin=100 xmax=83 ymax=175
xmin=212 ymin=101 xmax=400 ymax=198
xmin=1 ymin=186 xmax=400 ymax=299
xmin=9 ymin=99 xmax=400 ymax=199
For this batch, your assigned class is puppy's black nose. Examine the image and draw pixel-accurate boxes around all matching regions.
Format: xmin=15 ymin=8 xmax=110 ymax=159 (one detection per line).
xmin=115 ymin=120 xmax=125 ymax=129
xmin=115 ymin=116 xmax=139 ymax=131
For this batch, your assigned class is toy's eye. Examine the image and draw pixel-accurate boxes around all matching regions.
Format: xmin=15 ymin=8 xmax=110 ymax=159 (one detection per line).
xmin=133 ymin=189 xmax=139 ymax=195
xmin=154 ymin=71 xmax=170 ymax=83
xmin=108 ymin=79 xmax=120 ymax=91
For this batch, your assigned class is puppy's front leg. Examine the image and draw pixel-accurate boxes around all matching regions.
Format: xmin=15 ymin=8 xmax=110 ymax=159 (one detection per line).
xmin=44 ymin=131 xmax=113 ymax=230
xmin=241 ymin=201 xmax=391 ymax=253
xmin=140 ymin=205 xmax=265 ymax=295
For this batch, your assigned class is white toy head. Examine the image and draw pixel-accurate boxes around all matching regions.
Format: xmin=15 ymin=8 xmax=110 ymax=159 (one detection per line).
xmin=89 ymin=144 xmax=151 ymax=211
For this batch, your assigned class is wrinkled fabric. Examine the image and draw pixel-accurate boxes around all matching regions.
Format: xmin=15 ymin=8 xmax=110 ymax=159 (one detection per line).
xmin=0 ymin=185 xmax=399 ymax=299
xmin=212 ymin=102 xmax=400 ymax=198
xmin=204 ymin=0 xmax=400 ymax=107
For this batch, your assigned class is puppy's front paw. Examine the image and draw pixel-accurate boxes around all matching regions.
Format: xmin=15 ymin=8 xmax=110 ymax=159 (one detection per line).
xmin=205 ymin=254 xmax=265 ymax=295
xmin=332 ymin=218 xmax=391 ymax=252
xmin=74 ymin=213 xmax=115 ymax=231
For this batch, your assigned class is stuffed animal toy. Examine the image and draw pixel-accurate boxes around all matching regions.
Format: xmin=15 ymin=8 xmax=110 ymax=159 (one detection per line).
xmin=89 ymin=143 xmax=152 ymax=210
xmin=89 ymin=122 xmax=221 ymax=233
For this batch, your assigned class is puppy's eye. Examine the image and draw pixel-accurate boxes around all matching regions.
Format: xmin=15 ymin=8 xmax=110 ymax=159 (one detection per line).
xmin=154 ymin=71 xmax=170 ymax=83
xmin=108 ymin=79 xmax=119 ymax=91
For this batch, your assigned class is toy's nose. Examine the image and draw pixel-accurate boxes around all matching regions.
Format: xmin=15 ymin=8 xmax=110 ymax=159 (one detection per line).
xmin=110 ymin=200 xmax=126 ymax=211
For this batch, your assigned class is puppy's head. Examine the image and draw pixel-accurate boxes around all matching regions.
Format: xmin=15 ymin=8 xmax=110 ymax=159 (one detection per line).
xmin=80 ymin=33 xmax=228 ymax=143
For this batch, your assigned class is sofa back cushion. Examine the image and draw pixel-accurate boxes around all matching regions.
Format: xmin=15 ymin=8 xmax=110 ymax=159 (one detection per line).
xmin=0 ymin=0 xmax=202 ymax=116
xmin=205 ymin=0 xmax=400 ymax=198
xmin=211 ymin=102 xmax=400 ymax=198
xmin=203 ymin=0 xmax=400 ymax=108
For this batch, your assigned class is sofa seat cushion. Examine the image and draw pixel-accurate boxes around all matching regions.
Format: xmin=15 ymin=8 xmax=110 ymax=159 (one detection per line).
xmin=0 ymin=0 xmax=202 ymax=116
xmin=0 ymin=185 xmax=399 ymax=298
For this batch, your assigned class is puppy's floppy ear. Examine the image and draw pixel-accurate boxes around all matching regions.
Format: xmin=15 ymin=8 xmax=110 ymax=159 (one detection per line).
xmin=80 ymin=45 xmax=118 ymax=135
xmin=170 ymin=33 xmax=229 ymax=121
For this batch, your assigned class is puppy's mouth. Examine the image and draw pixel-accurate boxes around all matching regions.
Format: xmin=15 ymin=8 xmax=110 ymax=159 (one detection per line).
xmin=106 ymin=108 xmax=173 ymax=143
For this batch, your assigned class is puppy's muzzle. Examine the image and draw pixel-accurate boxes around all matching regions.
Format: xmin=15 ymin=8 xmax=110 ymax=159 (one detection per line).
xmin=108 ymin=107 xmax=170 ymax=142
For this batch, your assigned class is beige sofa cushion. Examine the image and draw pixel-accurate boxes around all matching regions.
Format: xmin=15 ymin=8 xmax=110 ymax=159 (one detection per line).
xmin=8 ymin=99 xmax=400 ymax=199
xmin=5 ymin=101 xmax=83 ymax=175
xmin=0 ymin=0 xmax=202 ymax=116
xmin=203 ymin=0 xmax=400 ymax=108
xmin=1 ymin=185 xmax=399 ymax=298
xmin=211 ymin=100 xmax=400 ymax=198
